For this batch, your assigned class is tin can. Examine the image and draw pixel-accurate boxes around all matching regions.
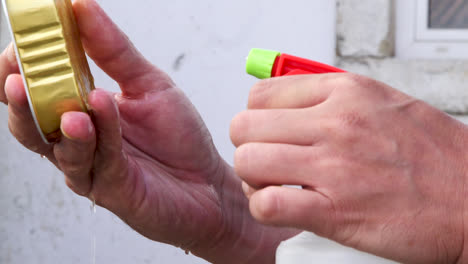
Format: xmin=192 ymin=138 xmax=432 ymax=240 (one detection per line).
xmin=2 ymin=0 xmax=95 ymax=143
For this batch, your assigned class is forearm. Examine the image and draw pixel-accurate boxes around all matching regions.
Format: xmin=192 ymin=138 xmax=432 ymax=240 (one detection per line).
xmin=189 ymin=160 xmax=300 ymax=263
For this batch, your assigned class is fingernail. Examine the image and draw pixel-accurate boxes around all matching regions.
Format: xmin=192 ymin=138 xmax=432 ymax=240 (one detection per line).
xmin=60 ymin=115 xmax=73 ymax=140
xmin=87 ymin=119 xmax=93 ymax=136
xmin=6 ymin=43 xmax=15 ymax=62
xmin=61 ymin=125 xmax=73 ymax=140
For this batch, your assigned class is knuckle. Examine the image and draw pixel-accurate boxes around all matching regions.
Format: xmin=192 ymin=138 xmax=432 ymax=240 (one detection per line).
xmin=65 ymin=178 xmax=90 ymax=197
xmin=317 ymin=197 xmax=340 ymax=238
xmin=66 ymin=164 xmax=84 ymax=176
xmin=404 ymin=98 xmax=436 ymax=118
xmin=333 ymin=73 xmax=371 ymax=93
xmin=341 ymin=73 xmax=368 ymax=86
xmin=65 ymin=179 xmax=80 ymax=194
xmin=332 ymin=211 xmax=363 ymax=247
xmin=314 ymin=72 xmax=345 ymax=86
xmin=248 ymin=79 xmax=275 ymax=109
xmin=321 ymin=115 xmax=363 ymax=149
xmin=322 ymin=111 xmax=366 ymax=142
xmin=230 ymin=111 xmax=251 ymax=146
xmin=302 ymin=149 xmax=325 ymax=169
xmin=61 ymin=161 xmax=86 ymax=178
xmin=234 ymin=143 xmax=252 ymax=176
xmin=5 ymin=43 xmax=18 ymax=70
xmin=252 ymin=187 xmax=279 ymax=221
xmin=55 ymin=150 xmax=89 ymax=177
xmin=337 ymin=110 xmax=368 ymax=129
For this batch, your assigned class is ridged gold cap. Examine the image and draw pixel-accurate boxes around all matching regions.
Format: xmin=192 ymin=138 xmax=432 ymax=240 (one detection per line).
xmin=3 ymin=0 xmax=95 ymax=143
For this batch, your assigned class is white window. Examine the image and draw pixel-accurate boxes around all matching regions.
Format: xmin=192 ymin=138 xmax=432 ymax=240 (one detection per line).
xmin=396 ymin=0 xmax=468 ymax=59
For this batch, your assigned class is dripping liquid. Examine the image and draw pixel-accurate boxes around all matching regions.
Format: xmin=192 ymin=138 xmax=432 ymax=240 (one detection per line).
xmin=91 ymin=199 xmax=96 ymax=264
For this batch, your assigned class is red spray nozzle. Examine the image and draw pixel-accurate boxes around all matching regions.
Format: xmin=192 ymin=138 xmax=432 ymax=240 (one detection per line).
xmin=246 ymin=48 xmax=345 ymax=79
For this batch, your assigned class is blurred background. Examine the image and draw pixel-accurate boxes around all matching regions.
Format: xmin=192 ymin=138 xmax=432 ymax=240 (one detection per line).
xmin=1 ymin=0 xmax=467 ymax=263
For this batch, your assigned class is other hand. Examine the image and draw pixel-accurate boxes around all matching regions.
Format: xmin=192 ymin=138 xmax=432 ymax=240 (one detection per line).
xmin=231 ymin=73 xmax=468 ymax=264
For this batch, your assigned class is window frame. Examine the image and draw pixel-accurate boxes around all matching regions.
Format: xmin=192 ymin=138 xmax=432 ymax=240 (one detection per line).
xmin=396 ymin=0 xmax=468 ymax=59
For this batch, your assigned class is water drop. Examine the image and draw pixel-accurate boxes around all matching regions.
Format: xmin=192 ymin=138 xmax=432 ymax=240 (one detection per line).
xmin=90 ymin=199 xmax=96 ymax=214
xmin=93 ymin=236 xmax=96 ymax=264
xmin=185 ymin=250 xmax=190 ymax=255
xmin=90 ymin=198 xmax=97 ymax=264
xmin=40 ymin=155 xmax=46 ymax=159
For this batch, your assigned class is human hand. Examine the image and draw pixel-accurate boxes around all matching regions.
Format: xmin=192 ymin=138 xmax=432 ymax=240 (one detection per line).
xmin=230 ymin=73 xmax=468 ymax=264
xmin=0 ymin=0 xmax=298 ymax=263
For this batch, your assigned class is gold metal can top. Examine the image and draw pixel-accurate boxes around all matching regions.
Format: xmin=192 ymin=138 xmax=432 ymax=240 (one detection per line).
xmin=3 ymin=0 xmax=95 ymax=143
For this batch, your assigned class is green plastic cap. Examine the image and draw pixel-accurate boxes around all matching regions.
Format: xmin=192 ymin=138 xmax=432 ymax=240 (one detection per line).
xmin=246 ymin=48 xmax=281 ymax=79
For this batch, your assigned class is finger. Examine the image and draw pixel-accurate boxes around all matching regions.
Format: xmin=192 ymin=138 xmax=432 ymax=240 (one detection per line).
xmin=87 ymin=89 xmax=126 ymax=183
xmin=249 ymin=186 xmax=334 ymax=234
xmin=54 ymin=112 xmax=96 ymax=196
xmin=73 ymin=0 xmax=172 ymax=97
xmin=234 ymin=143 xmax=325 ymax=188
xmin=241 ymin=181 xmax=258 ymax=199
xmin=248 ymin=74 xmax=340 ymax=110
xmin=0 ymin=43 xmax=20 ymax=104
xmin=230 ymin=108 xmax=322 ymax=147
xmin=6 ymin=74 xmax=53 ymax=155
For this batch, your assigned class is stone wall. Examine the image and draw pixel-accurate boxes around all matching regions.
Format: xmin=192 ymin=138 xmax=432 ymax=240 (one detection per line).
xmin=337 ymin=0 xmax=468 ymax=118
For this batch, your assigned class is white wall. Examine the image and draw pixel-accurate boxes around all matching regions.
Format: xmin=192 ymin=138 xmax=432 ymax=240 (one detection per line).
xmin=0 ymin=0 xmax=392 ymax=263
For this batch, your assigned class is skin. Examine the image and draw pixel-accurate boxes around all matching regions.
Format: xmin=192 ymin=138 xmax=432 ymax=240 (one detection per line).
xmin=230 ymin=74 xmax=468 ymax=264
xmin=0 ymin=0 xmax=298 ymax=263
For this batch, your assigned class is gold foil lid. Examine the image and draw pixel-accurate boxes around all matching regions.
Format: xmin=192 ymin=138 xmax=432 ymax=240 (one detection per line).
xmin=3 ymin=0 xmax=95 ymax=143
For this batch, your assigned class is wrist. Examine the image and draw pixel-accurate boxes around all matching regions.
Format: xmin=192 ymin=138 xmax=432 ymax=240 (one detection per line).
xmin=189 ymin=160 xmax=299 ymax=263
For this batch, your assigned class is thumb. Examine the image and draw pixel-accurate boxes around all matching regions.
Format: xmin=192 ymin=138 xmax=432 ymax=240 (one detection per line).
xmin=73 ymin=0 xmax=172 ymax=97
xmin=249 ymin=186 xmax=337 ymax=237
